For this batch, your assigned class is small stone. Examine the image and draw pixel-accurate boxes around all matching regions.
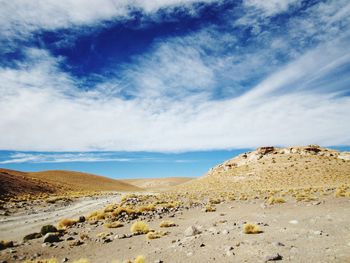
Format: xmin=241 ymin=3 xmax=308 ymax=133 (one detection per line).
xmin=221 ymin=229 xmax=229 ymax=235
xmin=200 ymin=243 xmax=205 ymax=247
xmin=289 ymin=220 xmax=298 ymax=225
xmin=272 ymin=242 xmax=285 ymax=247
xmin=184 ymin=226 xmax=202 ymax=237
xmin=41 ymin=225 xmax=58 ymax=235
xmin=66 ymin=237 xmax=75 ymax=241
xmin=79 ymin=216 xmax=86 ymax=222
xmin=154 ymin=260 xmax=163 ymax=263
xmin=43 ymin=233 xmax=60 ymax=243
xmin=23 ymin=232 xmax=42 ymax=241
xmin=313 ymin=231 xmax=322 ymax=235
xmin=62 ymin=258 xmax=69 ymax=262
xmin=265 ymin=253 xmax=283 ymax=261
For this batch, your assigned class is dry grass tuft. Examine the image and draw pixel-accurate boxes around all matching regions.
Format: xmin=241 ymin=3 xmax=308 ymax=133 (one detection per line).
xmin=204 ymin=205 xmax=216 ymax=212
xmin=130 ymin=221 xmax=150 ymax=234
xmin=243 ymin=223 xmax=262 ymax=234
xmin=134 ymin=255 xmax=146 ymax=263
xmin=267 ymin=196 xmax=286 ymax=205
xmin=159 ymin=220 xmax=176 ymax=228
xmin=146 ymin=231 xmax=167 ymax=240
xmin=58 ymin=218 xmax=77 ymax=229
xmin=104 ymin=221 xmax=124 ymax=228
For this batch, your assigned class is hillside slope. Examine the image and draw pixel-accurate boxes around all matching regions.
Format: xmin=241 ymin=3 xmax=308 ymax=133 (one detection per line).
xmin=177 ymin=145 xmax=350 ymax=195
xmin=121 ymin=177 xmax=193 ymax=190
xmin=0 ymin=168 xmax=142 ymax=200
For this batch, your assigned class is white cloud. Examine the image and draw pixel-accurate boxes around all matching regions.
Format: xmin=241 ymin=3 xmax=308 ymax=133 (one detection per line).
xmin=0 ymin=0 xmax=217 ymax=39
xmin=0 ymin=0 xmax=350 ymax=152
xmin=243 ymin=0 xmax=300 ymax=16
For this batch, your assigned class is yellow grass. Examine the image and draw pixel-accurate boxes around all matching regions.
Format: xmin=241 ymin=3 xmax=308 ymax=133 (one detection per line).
xmin=146 ymin=231 xmax=167 ymax=240
xmin=58 ymin=218 xmax=77 ymax=229
xmin=134 ymin=255 xmax=146 ymax=263
xmin=159 ymin=220 xmax=176 ymax=228
xmin=130 ymin=221 xmax=150 ymax=234
xmin=243 ymin=223 xmax=262 ymax=234
xmin=104 ymin=221 xmax=123 ymax=228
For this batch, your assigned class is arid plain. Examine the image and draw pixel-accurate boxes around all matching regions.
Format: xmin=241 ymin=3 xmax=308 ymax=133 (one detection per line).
xmin=1 ymin=145 xmax=350 ymax=263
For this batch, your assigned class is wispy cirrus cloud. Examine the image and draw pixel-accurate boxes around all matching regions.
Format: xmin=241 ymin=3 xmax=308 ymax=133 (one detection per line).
xmin=0 ymin=0 xmax=349 ymax=153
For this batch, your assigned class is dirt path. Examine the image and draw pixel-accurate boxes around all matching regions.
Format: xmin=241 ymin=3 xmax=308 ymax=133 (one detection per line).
xmin=0 ymin=193 xmax=121 ymax=241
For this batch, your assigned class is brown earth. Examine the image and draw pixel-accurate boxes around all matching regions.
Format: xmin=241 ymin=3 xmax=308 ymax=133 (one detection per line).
xmin=0 ymin=169 xmax=142 ymax=200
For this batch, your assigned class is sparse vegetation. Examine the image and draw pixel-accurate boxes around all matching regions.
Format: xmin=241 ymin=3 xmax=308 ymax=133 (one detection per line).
xmin=58 ymin=218 xmax=77 ymax=229
xmin=159 ymin=220 xmax=176 ymax=228
xmin=243 ymin=223 xmax=262 ymax=234
xmin=267 ymin=196 xmax=286 ymax=205
xmin=134 ymin=255 xmax=146 ymax=263
xmin=146 ymin=231 xmax=167 ymax=239
xmin=104 ymin=221 xmax=123 ymax=228
xmin=130 ymin=221 xmax=150 ymax=234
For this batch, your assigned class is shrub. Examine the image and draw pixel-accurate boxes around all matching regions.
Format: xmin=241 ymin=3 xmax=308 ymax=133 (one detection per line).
xmin=134 ymin=255 xmax=146 ymax=263
xmin=41 ymin=225 xmax=58 ymax=235
xmin=146 ymin=231 xmax=167 ymax=240
xmin=130 ymin=221 xmax=150 ymax=234
xmin=204 ymin=205 xmax=216 ymax=212
xmin=243 ymin=223 xmax=262 ymax=234
xmin=58 ymin=218 xmax=77 ymax=229
xmin=159 ymin=220 xmax=176 ymax=228
xmin=104 ymin=221 xmax=123 ymax=228
xmin=267 ymin=196 xmax=286 ymax=205
xmin=137 ymin=204 xmax=156 ymax=213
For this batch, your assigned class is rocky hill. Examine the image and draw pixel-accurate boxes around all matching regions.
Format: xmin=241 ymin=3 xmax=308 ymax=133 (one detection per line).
xmin=177 ymin=145 xmax=350 ymax=196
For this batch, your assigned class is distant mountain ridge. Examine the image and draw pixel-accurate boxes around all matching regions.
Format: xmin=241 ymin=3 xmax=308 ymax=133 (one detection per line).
xmin=0 ymin=168 xmax=142 ymax=200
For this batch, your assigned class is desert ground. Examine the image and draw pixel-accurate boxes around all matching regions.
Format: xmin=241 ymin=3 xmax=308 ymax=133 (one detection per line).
xmin=0 ymin=145 xmax=350 ymax=263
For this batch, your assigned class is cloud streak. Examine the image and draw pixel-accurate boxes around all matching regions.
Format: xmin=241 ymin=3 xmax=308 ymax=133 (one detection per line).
xmin=0 ymin=0 xmax=349 ymax=152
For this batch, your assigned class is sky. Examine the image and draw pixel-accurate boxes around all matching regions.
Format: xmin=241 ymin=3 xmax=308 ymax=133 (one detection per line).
xmin=0 ymin=0 xmax=350 ymax=178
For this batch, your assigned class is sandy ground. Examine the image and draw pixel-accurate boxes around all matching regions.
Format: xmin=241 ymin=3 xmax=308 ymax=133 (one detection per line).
xmin=1 ymin=196 xmax=350 ymax=263
xmin=0 ymin=193 xmax=122 ymax=242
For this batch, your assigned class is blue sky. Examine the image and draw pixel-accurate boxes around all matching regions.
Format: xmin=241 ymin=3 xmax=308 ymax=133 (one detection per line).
xmin=0 ymin=0 xmax=350 ymax=178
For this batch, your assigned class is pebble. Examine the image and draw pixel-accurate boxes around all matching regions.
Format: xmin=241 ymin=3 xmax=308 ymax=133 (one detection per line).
xmin=289 ymin=220 xmax=298 ymax=225
xmin=62 ymin=258 xmax=69 ymax=262
xmin=184 ymin=226 xmax=202 ymax=237
xmin=264 ymin=253 xmax=283 ymax=261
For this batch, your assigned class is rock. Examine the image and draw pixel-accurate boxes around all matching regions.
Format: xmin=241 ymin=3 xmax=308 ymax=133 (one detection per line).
xmin=69 ymin=240 xmax=83 ymax=246
xmin=272 ymin=242 xmax=285 ymax=247
xmin=225 ymin=246 xmax=235 ymax=256
xmin=289 ymin=220 xmax=298 ymax=225
xmin=66 ymin=237 xmax=75 ymax=241
xmin=313 ymin=231 xmax=322 ymax=235
xmin=154 ymin=260 xmax=163 ymax=263
xmin=41 ymin=225 xmax=58 ymax=235
xmin=184 ymin=226 xmax=202 ymax=237
xmin=200 ymin=243 xmax=205 ymax=247
xmin=221 ymin=229 xmax=229 ymax=235
xmin=78 ymin=216 xmax=86 ymax=223
xmin=62 ymin=258 xmax=69 ymax=262
xmin=265 ymin=253 xmax=283 ymax=261
xmin=23 ymin=233 xmax=42 ymax=241
xmin=43 ymin=233 xmax=60 ymax=243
